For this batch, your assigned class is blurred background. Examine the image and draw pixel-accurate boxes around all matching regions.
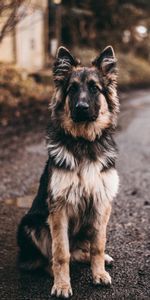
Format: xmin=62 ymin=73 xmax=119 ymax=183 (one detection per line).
xmin=0 ymin=0 xmax=150 ymax=130
xmin=0 ymin=2 xmax=150 ymax=299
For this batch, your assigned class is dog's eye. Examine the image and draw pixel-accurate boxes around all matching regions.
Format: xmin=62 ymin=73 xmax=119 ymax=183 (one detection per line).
xmin=89 ymin=85 xmax=99 ymax=94
xmin=68 ymin=83 xmax=79 ymax=94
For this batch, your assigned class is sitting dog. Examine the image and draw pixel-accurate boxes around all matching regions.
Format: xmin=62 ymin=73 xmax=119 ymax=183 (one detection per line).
xmin=17 ymin=45 xmax=119 ymax=298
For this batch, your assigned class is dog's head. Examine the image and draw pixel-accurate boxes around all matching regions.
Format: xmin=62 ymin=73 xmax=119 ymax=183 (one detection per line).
xmin=51 ymin=46 xmax=119 ymax=141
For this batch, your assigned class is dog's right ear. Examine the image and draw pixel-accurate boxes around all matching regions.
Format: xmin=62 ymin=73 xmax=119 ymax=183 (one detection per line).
xmin=53 ymin=47 xmax=79 ymax=87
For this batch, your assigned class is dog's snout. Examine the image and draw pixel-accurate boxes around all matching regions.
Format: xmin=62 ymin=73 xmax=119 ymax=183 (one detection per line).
xmin=74 ymin=101 xmax=90 ymax=122
xmin=76 ymin=102 xmax=89 ymax=110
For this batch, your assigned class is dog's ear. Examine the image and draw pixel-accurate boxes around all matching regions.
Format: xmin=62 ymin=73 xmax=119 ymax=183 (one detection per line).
xmin=53 ymin=46 xmax=79 ymax=87
xmin=92 ymin=46 xmax=117 ymax=76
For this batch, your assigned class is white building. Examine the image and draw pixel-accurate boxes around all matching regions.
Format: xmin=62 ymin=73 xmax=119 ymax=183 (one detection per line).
xmin=0 ymin=0 xmax=48 ymax=71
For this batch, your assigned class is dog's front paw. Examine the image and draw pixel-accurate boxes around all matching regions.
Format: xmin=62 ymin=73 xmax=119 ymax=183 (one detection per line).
xmin=51 ymin=283 xmax=73 ymax=298
xmin=93 ymin=271 xmax=111 ymax=286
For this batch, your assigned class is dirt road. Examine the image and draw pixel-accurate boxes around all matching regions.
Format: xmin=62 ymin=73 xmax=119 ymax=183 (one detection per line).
xmin=0 ymin=89 xmax=150 ymax=299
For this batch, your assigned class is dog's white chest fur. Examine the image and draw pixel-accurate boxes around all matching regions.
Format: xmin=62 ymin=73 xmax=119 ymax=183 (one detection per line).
xmin=50 ymin=161 xmax=119 ymax=212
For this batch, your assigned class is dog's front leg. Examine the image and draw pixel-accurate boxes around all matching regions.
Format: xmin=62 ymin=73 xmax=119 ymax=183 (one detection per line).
xmin=48 ymin=209 xmax=72 ymax=298
xmin=90 ymin=204 xmax=112 ymax=286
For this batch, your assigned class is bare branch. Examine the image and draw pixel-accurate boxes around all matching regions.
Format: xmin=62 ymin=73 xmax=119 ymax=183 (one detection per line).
xmin=0 ymin=0 xmax=30 ymax=43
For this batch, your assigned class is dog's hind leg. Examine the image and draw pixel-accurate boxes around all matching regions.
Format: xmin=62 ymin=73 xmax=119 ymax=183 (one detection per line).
xmin=17 ymin=160 xmax=52 ymax=273
xmin=104 ymin=254 xmax=114 ymax=266
xmin=71 ymin=240 xmax=113 ymax=266
xmin=71 ymin=240 xmax=90 ymax=263
xmin=17 ymin=212 xmax=51 ymax=273
xmin=71 ymin=249 xmax=113 ymax=266
xmin=71 ymin=248 xmax=90 ymax=263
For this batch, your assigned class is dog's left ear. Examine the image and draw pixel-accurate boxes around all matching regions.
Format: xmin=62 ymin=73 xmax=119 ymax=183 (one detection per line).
xmin=53 ymin=46 xmax=79 ymax=87
xmin=92 ymin=46 xmax=117 ymax=75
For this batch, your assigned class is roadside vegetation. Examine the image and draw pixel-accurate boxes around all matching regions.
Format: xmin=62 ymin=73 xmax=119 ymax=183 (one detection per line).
xmin=0 ymin=64 xmax=52 ymax=129
xmin=1 ymin=50 xmax=150 ymax=129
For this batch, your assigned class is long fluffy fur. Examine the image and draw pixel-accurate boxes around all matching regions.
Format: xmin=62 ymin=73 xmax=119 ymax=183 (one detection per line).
xmin=17 ymin=46 xmax=120 ymax=298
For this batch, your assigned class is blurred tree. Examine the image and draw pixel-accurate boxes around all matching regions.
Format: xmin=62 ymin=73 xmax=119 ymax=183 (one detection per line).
xmin=61 ymin=0 xmax=150 ymax=55
xmin=0 ymin=0 xmax=30 ymax=43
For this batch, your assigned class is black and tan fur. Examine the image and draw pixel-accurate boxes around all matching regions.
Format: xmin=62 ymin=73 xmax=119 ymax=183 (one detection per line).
xmin=17 ymin=46 xmax=119 ymax=298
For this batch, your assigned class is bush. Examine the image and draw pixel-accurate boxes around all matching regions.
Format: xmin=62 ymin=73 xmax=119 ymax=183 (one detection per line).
xmin=0 ymin=64 xmax=53 ymax=128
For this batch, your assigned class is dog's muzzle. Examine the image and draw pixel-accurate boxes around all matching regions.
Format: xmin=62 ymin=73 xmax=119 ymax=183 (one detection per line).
xmin=72 ymin=102 xmax=97 ymax=123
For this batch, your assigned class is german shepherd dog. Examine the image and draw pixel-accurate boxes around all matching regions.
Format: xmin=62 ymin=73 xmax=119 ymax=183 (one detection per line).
xmin=17 ymin=46 xmax=119 ymax=298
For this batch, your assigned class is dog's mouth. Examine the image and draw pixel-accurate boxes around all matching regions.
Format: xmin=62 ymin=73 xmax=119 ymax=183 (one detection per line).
xmin=72 ymin=113 xmax=97 ymax=123
xmin=71 ymin=108 xmax=98 ymax=123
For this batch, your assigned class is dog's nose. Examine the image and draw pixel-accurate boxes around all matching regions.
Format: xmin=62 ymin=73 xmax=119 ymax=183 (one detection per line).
xmin=76 ymin=102 xmax=89 ymax=110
